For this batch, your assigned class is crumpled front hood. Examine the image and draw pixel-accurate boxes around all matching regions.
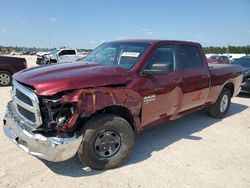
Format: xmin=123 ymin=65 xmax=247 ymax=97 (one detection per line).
xmin=13 ymin=62 xmax=131 ymax=96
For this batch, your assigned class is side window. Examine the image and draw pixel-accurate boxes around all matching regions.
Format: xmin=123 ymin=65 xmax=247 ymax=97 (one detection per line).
xmin=145 ymin=45 xmax=176 ymax=72
xmin=68 ymin=50 xmax=76 ymax=55
xmin=179 ymin=45 xmax=203 ymax=69
xmin=224 ymin=57 xmax=229 ymax=61
xmin=59 ymin=50 xmax=66 ymax=56
xmin=219 ymin=56 xmax=224 ymax=61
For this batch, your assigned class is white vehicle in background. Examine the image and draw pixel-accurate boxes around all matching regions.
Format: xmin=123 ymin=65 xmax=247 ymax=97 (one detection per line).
xmin=36 ymin=49 xmax=85 ymax=65
xmin=36 ymin=51 xmax=50 ymax=56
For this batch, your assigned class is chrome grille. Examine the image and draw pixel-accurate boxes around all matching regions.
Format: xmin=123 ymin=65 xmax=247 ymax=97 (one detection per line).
xmin=12 ymin=80 xmax=42 ymax=128
xmin=17 ymin=104 xmax=36 ymax=122
xmin=16 ymin=89 xmax=33 ymax=106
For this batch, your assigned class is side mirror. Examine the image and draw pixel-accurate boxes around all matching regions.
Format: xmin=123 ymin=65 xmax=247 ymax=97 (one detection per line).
xmin=143 ymin=63 xmax=172 ymax=75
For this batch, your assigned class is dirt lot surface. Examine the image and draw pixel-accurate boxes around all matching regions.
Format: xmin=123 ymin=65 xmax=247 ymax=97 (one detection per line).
xmin=0 ymin=56 xmax=250 ymax=188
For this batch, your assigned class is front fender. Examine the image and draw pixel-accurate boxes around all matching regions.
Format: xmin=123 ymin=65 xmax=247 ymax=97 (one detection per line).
xmin=59 ymin=87 xmax=142 ymax=132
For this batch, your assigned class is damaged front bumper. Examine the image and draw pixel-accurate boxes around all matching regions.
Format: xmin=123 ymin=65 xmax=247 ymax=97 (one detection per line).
xmin=3 ymin=101 xmax=83 ymax=162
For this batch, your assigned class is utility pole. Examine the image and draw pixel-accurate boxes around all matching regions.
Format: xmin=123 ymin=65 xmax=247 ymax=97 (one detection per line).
xmin=49 ymin=32 xmax=51 ymax=50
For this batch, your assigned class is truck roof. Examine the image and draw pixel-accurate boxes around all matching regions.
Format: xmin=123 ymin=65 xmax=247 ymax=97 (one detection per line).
xmin=111 ymin=39 xmax=201 ymax=46
xmin=59 ymin=49 xmax=77 ymax=50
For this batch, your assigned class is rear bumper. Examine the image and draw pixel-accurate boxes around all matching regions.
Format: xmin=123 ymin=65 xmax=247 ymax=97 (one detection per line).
xmin=3 ymin=101 xmax=82 ymax=162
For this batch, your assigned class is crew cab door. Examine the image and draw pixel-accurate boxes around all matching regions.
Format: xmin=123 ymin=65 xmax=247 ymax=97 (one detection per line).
xmin=139 ymin=44 xmax=183 ymax=127
xmin=178 ymin=44 xmax=210 ymax=111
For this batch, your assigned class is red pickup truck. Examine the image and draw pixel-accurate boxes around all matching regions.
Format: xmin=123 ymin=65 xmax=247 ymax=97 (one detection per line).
xmin=3 ymin=40 xmax=243 ymax=170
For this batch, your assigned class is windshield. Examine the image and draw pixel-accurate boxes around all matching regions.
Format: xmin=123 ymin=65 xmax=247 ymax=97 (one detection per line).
xmin=233 ymin=57 xmax=250 ymax=67
xmin=83 ymin=42 xmax=150 ymax=70
xmin=50 ymin=49 xmax=60 ymax=54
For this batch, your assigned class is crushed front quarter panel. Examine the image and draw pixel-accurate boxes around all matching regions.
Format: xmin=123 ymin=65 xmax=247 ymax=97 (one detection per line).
xmin=58 ymin=87 xmax=142 ymax=132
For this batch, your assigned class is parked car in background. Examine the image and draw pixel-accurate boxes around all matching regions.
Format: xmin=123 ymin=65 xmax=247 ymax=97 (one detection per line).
xmin=29 ymin=51 xmax=37 ymax=55
xmin=207 ymin=55 xmax=230 ymax=64
xmin=230 ymin=58 xmax=238 ymax=64
xmin=3 ymin=40 xmax=243 ymax=170
xmin=0 ymin=56 xmax=27 ymax=86
xmin=19 ymin=51 xmax=31 ymax=55
xmin=10 ymin=51 xmax=23 ymax=56
xmin=232 ymin=56 xmax=250 ymax=93
xmin=36 ymin=49 xmax=85 ymax=65
xmin=36 ymin=51 xmax=50 ymax=56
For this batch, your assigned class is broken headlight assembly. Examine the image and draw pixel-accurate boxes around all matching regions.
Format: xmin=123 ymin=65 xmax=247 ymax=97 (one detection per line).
xmin=39 ymin=92 xmax=78 ymax=134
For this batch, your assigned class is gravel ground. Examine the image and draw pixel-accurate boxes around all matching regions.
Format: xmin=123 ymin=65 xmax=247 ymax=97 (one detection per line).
xmin=0 ymin=56 xmax=250 ymax=188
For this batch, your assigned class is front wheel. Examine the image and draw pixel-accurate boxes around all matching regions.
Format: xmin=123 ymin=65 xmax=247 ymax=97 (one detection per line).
xmin=208 ymin=88 xmax=232 ymax=118
xmin=78 ymin=114 xmax=134 ymax=170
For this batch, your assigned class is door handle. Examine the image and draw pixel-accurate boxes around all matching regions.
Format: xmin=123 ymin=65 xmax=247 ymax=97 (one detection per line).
xmin=173 ymin=78 xmax=183 ymax=84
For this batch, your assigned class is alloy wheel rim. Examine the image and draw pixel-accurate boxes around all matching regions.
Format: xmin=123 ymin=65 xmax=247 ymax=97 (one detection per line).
xmin=220 ymin=95 xmax=228 ymax=113
xmin=0 ymin=73 xmax=10 ymax=86
xmin=93 ymin=130 xmax=121 ymax=158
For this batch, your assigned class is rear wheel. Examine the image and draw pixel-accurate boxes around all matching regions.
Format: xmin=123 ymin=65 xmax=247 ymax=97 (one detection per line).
xmin=208 ymin=88 xmax=231 ymax=118
xmin=78 ymin=114 xmax=134 ymax=170
xmin=0 ymin=71 xmax=12 ymax=86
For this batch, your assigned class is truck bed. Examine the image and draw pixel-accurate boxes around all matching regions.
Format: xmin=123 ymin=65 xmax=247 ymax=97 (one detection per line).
xmin=208 ymin=63 xmax=239 ymax=70
xmin=208 ymin=63 xmax=243 ymax=102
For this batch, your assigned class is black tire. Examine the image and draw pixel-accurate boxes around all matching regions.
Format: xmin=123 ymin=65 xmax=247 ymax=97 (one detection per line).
xmin=0 ymin=71 xmax=12 ymax=86
xmin=50 ymin=59 xmax=57 ymax=64
xmin=78 ymin=114 xmax=134 ymax=170
xmin=208 ymin=88 xmax=232 ymax=118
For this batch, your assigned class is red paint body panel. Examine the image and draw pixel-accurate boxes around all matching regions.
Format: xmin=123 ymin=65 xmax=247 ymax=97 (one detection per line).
xmin=12 ymin=40 xmax=243 ymax=133
xmin=14 ymin=63 xmax=132 ymax=96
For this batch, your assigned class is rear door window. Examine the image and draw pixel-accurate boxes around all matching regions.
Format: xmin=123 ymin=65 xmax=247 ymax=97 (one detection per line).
xmin=67 ymin=50 xmax=76 ymax=55
xmin=179 ymin=45 xmax=203 ymax=69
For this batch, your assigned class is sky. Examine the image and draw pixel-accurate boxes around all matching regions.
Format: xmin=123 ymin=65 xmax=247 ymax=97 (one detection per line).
xmin=0 ymin=0 xmax=249 ymax=49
